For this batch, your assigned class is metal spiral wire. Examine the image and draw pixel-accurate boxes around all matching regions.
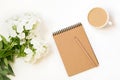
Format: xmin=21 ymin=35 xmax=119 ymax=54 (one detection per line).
xmin=53 ymin=23 xmax=82 ymax=36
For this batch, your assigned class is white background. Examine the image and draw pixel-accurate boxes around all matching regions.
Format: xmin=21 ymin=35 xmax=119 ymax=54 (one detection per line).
xmin=0 ymin=0 xmax=120 ymax=80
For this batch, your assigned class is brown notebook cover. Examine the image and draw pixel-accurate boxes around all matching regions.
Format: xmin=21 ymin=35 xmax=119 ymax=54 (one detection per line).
xmin=53 ymin=23 xmax=99 ymax=76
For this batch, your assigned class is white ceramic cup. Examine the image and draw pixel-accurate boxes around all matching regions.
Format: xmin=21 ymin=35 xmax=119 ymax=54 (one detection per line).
xmin=88 ymin=7 xmax=112 ymax=28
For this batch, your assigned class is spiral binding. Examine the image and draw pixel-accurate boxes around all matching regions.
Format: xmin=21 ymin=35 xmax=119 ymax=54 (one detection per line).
xmin=53 ymin=23 xmax=82 ymax=36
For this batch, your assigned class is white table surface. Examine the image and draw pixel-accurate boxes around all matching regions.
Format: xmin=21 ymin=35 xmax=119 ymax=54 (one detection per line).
xmin=0 ymin=0 xmax=120 ymax=80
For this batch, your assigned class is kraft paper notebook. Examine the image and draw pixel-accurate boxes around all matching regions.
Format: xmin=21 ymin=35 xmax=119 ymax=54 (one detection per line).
xmin=53 ymin=23 xmax=99 ymax=76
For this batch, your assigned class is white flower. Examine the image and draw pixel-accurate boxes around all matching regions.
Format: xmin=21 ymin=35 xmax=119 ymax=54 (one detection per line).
xmin=24 ymin=38 xmax=48 ymax=63
xmin=24 ymin=48 xmax=34 ymax=62
xmin=26 ymin=30 xmax=36 ymax=39
xmin=6 ymin=13 xmax=48 ymax=64
xmin=30 ymin=38 xmax=38 ymax=46
xmin=20 ymin=39 xmax=26 ymax=45
xmin=24 ymin=48 xmax=33 ymax=54
xmin=18 ymin=33 xmax=25 ymax=40
xmin=39 ymin=45 xmax=47 ymax=54
xmin=9 ymin=29 xmax=17 ymax=37
xmin=24 ymin=52 xmax=34 ymax=62
xmin=17 ymin=25 xmax=24 ymax=33
xmin=6 ymin=13 xmax=41 ymax=33
xmin=31 ymin=39 xmax=48 ymax=63
xmin=20 ymin=13 xmax=41 ymax=30
xmin=34 ymin=45 xmax=47 ymax=60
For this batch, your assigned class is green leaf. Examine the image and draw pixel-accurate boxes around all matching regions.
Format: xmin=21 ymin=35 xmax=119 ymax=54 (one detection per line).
xmin=0 ymin=49 xmax=6 ymax=58
xmin=0 ymin=75 xmax=4 ymax=80
xmin=4 ymin=58 xmax=8 ymax=66
xmin=29 ymin=43 xmax=36 ymax=54
xmin=2 ymin=75 xmax=11 ymax=80
xmin=17 ymin=45 xmax=26 ymax=57
xmin=6 ymin=55 xmax=15 ymax=62
xmin=23 ymin=26 xmax=30 ymax=36
xmin=12 ymin=25 xmax=19 ymax=34
xmin=1 ymin=50 xmax=15 ymax=58
xmin=20 ymin=45 xmax=25 ymax=53
xmin=0 ymin=35 xmax=8 ymax=45
xmin=0 ymin=41 xmax=3 ymax=49
xmin=8 ymin=64 xmax=15 ymax=76
xmin=0 ymin=70 xmax=8 ymax=76
xmin=12 ymin=25 xmax=17 ymax=31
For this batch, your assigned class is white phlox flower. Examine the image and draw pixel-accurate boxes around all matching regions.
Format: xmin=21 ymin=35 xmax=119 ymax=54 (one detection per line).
xmin=24 ymin=48 xmax=34 ymax=62
xmin=6 ymin=13 xmax=48 ymax=64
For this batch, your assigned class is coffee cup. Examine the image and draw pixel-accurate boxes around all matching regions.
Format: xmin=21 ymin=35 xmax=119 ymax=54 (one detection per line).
xmin=88 ymin=7 xmax=112 ymax=28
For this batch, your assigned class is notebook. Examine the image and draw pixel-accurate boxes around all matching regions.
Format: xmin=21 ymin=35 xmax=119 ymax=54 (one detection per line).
xmin=53 ymin=23 xmax=99 ymax=76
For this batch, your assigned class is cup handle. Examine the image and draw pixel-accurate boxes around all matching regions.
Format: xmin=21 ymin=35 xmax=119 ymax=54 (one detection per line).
xmin=108 ymin=21 xmax=112 ymax=26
